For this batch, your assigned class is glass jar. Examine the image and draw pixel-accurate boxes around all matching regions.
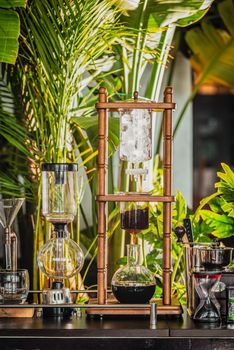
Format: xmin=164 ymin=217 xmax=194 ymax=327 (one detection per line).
xmin=0 ymin=269 xmax=29 ymax=304
xmin=42 ymin=163 xmax=78 ymax=224
xmin=111 ymin=244 xmax=156 ymax=304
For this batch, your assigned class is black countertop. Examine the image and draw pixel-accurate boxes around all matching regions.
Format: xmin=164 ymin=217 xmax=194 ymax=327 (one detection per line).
xmin=0 ymin=312 xmax=234 ymax=350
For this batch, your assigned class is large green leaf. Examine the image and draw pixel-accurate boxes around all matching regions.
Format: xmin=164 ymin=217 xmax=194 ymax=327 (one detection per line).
xmin=193 ymin=163 xmax=234 ymax=239
xmin=149 ymin=0 xmax=213 ymax=28
xmin=200 ymin=210 xmax=234 ymax=238
xmin=0 ymin=0 xmax=27 ymax=64
xmin=215 ymin=163 xmax=234 ymax=217
xmin=119 ymin=0 xmax=213 ymax=29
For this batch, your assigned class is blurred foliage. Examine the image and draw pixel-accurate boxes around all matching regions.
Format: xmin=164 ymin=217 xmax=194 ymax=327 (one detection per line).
xmin=186 ymin=0 xmax=234 ymax=88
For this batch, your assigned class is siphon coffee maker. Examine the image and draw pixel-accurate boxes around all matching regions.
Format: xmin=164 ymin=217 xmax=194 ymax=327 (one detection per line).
xmin=0 ymin=198 xmax=29 ymax=304
xmin=38 ymin=163 xmax=84 ymax=317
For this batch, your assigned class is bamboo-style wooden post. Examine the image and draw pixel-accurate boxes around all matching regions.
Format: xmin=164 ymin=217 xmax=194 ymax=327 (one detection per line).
xmin=162 ymin=86 xmax=173 ymax=306
xmin=97 ymin=87 xmax=108 ymax=304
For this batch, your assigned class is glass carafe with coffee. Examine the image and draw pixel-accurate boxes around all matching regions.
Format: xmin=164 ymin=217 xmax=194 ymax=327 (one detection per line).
xmin=38 ymin=163 xmax=84 ymax=317
xmin=111 ymin=97 xmax=156 ymax=304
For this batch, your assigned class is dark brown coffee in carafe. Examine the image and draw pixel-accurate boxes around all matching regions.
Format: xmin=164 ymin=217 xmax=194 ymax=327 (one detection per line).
xmin=112 ymin=284 xmax=155 ymax=304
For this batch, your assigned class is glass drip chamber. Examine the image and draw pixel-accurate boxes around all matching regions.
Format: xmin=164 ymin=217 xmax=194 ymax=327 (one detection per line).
xmin=120 ymin=199 xmax=149 ymax=233
xmin=111 ymin=244 xmax=156 ymax=304
xmin=119 ymin=100 xmax=152 ymax=163
xmin=119 ymin=93 xmax=153 ymax=194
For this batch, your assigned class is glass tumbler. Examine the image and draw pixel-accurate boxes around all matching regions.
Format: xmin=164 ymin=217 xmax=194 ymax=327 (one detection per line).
xmin=0 ymin=269 xmax=29 ymax=304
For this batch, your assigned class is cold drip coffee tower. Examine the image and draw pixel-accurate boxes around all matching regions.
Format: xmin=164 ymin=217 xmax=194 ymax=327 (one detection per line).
xmin=88 ymin=86 xmax=180 ymax=315
xmin=38 ymin=163 xmax=84 ymax=317
xmin=111 ymin=92 xmax=156 ymax=305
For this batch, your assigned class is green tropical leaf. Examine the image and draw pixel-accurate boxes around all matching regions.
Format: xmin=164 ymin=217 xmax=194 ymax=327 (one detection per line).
xmin=201 ymin=209 xmax=234 ymax=225
xmin=193 ymin=192 xmax=219 ymax=222
xmin=200 ymin=209 xmax=234 ymax=238
xmin=0 ymin=1 xmax=27 ymax=64
xmin=0 ymin=10 xmax=19 ymax=64
xmin=208 ymin=197 xmax=224 ymax=213
xmin=174 ymin=191 xmax=187 ymax=223
xmin=119 ymin=0 xmax=213 ymax=29
xmin=216 ymin=163 xmax=234 ymax=190
xmin=191 ymin=163 xmax=234 ymax=240
xmin=191 ymin=217 xmax=213 ymax=242
xmin=221 ymin=201 xmax=234 ymax=218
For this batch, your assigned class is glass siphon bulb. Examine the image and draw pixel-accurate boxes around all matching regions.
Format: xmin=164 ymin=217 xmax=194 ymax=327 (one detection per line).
xmin=38 ymin=225 xmax=84 ymax=280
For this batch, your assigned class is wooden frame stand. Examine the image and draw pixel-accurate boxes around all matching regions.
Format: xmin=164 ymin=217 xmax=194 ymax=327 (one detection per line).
xmin=87 ymin=87 xmax=182 ymax=316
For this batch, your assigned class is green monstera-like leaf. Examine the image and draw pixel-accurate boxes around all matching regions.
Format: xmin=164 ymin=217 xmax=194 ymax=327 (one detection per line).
xmin=0 ymin=0 xmax=27 ymax=64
